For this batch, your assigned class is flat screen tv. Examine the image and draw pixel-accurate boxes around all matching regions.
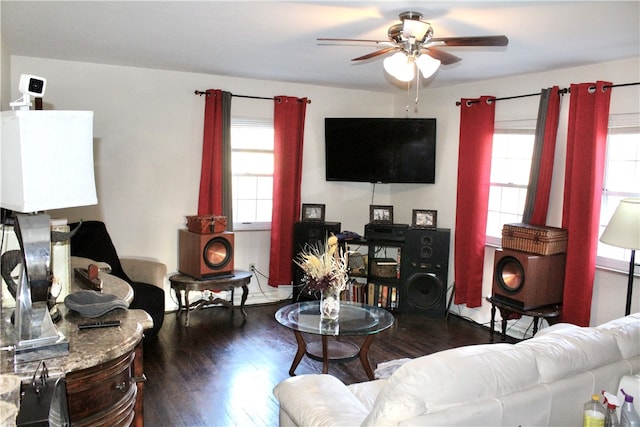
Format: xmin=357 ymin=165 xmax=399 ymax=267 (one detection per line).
xmin=325 ymin=117 xmax=436 ymax=183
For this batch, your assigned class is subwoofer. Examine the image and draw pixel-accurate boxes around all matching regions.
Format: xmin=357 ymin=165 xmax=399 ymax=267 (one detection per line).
xmin=178 ymin=229 xmax=234 ymax=279
xmin=492 ymin=249 xmax=565 ymax=310
xmin=399 ymin=228 xmax=450 ymax=317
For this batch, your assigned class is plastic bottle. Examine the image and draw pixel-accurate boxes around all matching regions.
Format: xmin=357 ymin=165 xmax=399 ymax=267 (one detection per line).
xmin=603 ymin=391 xmax=620 ymax=427
xmin=620 ymin=389 xmax=640 ymax=427
xmin=584 ymin=394 xmax=606 ymax=427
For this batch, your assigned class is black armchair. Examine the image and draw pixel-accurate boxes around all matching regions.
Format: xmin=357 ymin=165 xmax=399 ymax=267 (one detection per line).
xmin=68 ymin=221 xmax=166 ymax=342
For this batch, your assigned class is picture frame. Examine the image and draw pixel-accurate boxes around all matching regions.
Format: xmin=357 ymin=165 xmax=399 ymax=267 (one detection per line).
xmin=301 ymin=204 xmax=325 ymax=222
xmin=370 ymin=205 xmax=394 ymax=224
xmin=412 ymin=209 xmax=437 ymax=229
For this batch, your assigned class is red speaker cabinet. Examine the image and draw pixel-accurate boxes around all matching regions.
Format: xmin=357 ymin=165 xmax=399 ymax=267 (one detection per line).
xmin=178 ymin=229 xmax=234 ymax=279
xmin=492 ymin=249 xmax=565 ymax=310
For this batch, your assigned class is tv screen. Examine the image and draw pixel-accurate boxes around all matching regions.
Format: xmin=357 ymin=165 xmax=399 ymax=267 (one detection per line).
xmin=324 ymin=118 xmax=436 ymax=183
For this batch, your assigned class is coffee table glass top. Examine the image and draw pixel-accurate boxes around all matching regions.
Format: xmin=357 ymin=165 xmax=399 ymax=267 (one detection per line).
xmin=275 ymin=301 xmax=394 ymax=336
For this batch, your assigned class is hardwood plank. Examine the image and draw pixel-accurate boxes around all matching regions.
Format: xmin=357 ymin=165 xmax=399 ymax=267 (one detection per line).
xmin=143 ymin=301 xmax=516 ymax=426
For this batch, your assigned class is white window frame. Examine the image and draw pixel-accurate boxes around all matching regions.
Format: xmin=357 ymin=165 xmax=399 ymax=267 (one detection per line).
xmin=486 ymin=120 xmax=536 ymax=246
xmin=231 ymin=117 xmax=274 ymax=231
xmin=596 ymin=113 xmax=640 ymax=274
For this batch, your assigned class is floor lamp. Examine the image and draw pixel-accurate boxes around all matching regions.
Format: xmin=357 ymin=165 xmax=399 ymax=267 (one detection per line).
xmin=599 ymin=198 xmax=640 ymax=316
xmin=1 ymin=109 xmax=97 ymax=363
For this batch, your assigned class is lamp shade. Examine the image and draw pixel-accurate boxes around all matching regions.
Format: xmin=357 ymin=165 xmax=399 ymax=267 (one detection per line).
xmin=383 ymin=52 xmax=415 ymax=82
xmin=600 ymin=198 xmax=640 ymax=250
xmin=416 ymin=54 xmax=441 ymax=78
xmin=1 ymin=110 xmax=97 ymax=212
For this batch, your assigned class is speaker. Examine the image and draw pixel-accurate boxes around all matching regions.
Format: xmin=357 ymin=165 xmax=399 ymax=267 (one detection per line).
xmin=492 ymin=249 xmax=565 ymax=310
xmin=292 ymin=221 xmax=341 ymax=301
xmin=399 ymin=228 xmax=450 ymax=317
xmin=178 ymin=229 xmax=235 ymax=279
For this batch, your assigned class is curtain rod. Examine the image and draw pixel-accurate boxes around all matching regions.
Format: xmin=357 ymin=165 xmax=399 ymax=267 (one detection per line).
xmin=194 ymin=90 xmax=311 ymax=104
xmin=455 ymin=82 xmax=639 ymax=106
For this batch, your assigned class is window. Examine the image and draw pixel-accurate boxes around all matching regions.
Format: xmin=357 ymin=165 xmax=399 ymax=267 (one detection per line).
xmin=597 ymin=114 xmax=640 ymax=271
xmin=231 ymin=117 xmax=274 ymax=230
xmin=486 ymin=122 xmax=536 ymax=245
xmin=485 ymin=115 xmax=640 ymax=273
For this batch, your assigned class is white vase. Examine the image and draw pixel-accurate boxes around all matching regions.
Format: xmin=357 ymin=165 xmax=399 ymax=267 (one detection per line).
xmin=320 ymin=287 xmax=340 ymax=320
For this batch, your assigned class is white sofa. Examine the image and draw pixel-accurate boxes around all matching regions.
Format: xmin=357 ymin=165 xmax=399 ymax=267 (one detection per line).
xmin=273 ymin=313 xmax=640 ymax=426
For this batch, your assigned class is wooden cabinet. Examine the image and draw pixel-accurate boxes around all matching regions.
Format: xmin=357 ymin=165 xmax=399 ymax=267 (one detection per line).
xmin=65 ymin=342 xmax=144 ymax=427
xmin=1 ymin=267 xmax=152 ymax=427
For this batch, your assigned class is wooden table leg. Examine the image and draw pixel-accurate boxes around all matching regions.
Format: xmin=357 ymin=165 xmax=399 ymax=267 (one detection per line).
xmin=289 ymin=330 xmax=307 ymax=376
xmin=358 ymin=334 xmax=376 ymax=380
xmin=240 ymin=285 xmax=248 ymax=319
xmin=321 ymin=336 xmax=329 ymax=374
xmin=174 ymin=287 xmax=183 ymax=318
xmin=499 ymin=307 xmax=508 ymax=342
xmin=229 ymin=287 xmax=235 ymax=317
xmin=184 ymin=289 xmax=191 ymax=327
xmin=490 ymin=303 xmax=496 ymax=341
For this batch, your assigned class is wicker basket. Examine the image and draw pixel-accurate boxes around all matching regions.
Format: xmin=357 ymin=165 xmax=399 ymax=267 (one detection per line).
xmin=186 ymin=215 xmax=227 ymax=234
xmin=370 ymin=258 xmax=398 ymax=278
xmin=502 ymin=223 xmax=567 ymax=255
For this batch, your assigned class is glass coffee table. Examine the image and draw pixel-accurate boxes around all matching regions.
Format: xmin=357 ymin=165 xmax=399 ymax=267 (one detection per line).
xmin=275 ymin=301 xmax=395 ymax=380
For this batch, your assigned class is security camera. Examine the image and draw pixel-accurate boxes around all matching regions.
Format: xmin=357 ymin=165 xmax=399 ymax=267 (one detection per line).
xmin=19 ymin=74 xmax=47 ymax=97
xmin=10 ymin=74 xmax=47 ymax=110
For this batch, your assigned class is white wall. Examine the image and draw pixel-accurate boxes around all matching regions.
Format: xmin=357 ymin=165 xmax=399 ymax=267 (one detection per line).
xmin=4 ymin=52 xmax=639 ymax=330
xmin=391 ymin=57 xmax=640 ymax=330
xmin=0 ymin=1 xmax=11 ymax=110
xmin=6 ymin=55 xmax=395 ymax=310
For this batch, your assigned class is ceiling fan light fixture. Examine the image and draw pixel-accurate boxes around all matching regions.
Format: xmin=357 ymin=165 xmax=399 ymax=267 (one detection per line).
xmin=402 ymin=19 xmax=431 ymax=42
xmin=383 ymin=52 xmax=415 ymax=82
xmin=416 ymin=54 xmax=441 ymax=78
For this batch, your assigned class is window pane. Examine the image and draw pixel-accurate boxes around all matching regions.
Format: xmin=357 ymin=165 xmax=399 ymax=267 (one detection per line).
xmin=232 ymin=151 xmax=274 ymax=175
xmin=597 ymin=123 xmax=640 ymax=267
xmin=486 ymin=130 xmax=535 ymax=240
xmin=231 ymin=117 xmax=274 ymax=227
xmin=255 ymin=200 xmax=273 ymax=222
xmin=236 ymin=199 xmax=257 ymax=223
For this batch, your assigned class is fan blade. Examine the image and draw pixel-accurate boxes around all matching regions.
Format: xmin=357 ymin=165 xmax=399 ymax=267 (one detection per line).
xmin=317 ymin=37 xmax=386 ymax=44
xmin=351 ymin=47 xmax=399 ymax=61
xmin=430 ymin=35 xmax=508 ymax=47
xmin=422 ymin=48 xmax=462 ymax=65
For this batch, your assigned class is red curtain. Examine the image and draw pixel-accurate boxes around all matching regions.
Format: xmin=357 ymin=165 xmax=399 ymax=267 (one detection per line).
xmin=197 ymin=89 xmax=231 ymax=216
xmin=561 ymin=81 xmax=612 ymax=326
xmin=454 ymin=96 xmax=496 ymax=307
xmin=268 ymin=96 xmax=308 ymax=287
xmin=523 ymin=86 xmax=562 ymax=225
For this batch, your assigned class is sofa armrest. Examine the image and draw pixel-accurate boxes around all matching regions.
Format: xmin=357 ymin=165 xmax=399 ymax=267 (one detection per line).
xmin=273 ymin=374 xmax=370 ymax=426
xmin=120 ymin=257 xmax=167 ymax=289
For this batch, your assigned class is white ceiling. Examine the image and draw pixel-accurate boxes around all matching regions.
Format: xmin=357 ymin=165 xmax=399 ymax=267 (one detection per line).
xmin=2 ymin=1 xmax=639 ymax=93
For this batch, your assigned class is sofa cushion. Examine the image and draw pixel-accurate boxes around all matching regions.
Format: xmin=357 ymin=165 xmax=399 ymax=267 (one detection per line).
xmin=518 ymin=326 xmax=622 ymax=382
xmin=348 ymin=379 xmax=387 ymax=411
xmin=596 ymin=314 xmax=640 ymax=359
xmin=273 ymin=374 xmax=369 ymax=427
xmin=362 ymin=343 xmax=540 ymax=426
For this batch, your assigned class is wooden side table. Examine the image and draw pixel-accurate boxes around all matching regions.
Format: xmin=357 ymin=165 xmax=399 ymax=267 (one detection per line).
xmin=487 ymin=296 xmax=561 ymax=341
xmin=169 ymin=271 xmax=251 ymax=326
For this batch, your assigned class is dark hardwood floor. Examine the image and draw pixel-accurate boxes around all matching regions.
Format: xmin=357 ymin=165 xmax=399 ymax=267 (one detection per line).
xmin=142 ymin=301 xmax=516 ymax=427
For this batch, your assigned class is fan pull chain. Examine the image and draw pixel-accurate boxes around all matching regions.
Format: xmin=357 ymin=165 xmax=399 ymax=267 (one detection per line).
xmin=405 ymin=81 xmax=411 ymax=112
xmin=415 ymin=71 xmax=420 ymax=105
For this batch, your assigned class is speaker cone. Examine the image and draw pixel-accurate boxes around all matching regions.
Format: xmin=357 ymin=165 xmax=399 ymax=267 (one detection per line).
xmin=495 ymin=256 xmax=525 ymax=294
xmin=406 ymin=273 xmax=445 ymax=309
xmin=203 ymin=237 xmax=233 ymax=269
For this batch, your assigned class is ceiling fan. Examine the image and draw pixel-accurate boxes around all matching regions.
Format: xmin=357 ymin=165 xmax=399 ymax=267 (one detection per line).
xmin=318 ymin=11 xmax=508 ymax=82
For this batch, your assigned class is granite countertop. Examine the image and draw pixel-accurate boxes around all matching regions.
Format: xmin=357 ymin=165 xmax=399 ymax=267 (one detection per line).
xmin=0 ymin=259 xmax=152 ymax=381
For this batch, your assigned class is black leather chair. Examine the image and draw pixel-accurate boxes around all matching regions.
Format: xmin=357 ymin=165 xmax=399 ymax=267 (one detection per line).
xmin=68 ymin=221 xmax=165 ymax=342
